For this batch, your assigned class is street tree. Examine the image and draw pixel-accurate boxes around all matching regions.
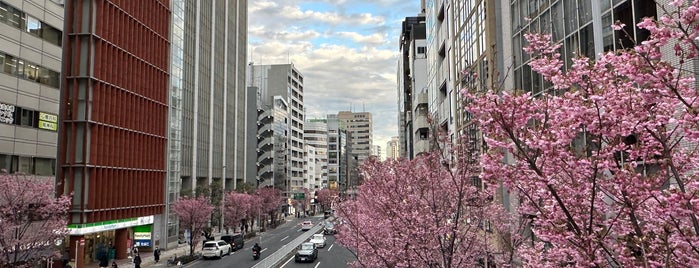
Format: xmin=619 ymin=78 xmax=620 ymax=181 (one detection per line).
xmin=256 ymin=187 xmax=281 ymax=227
xmin=0 ymin=173 xmax=71 ymax=267
xmin=223 ymin=192 xmax=253 ymax=233
xmin=466 ymin=2 xmax=699 ymax=266
xmin=335 ymin=143 xmax=513 ymax=267
xmin=315 ymin=188 xmax=339 ymax=211
xmin=171 ymin=196 xmax=214 ymax=256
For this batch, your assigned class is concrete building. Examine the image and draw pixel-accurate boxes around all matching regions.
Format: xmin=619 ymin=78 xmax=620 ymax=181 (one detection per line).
xmin=0 ymin=0 xmax=63 ymax=178
xmin=398 ymin=14 xmax=429 ymax=159
xmin=165 ymin=0 xmax=249 ymax=249
xmin=336 ymin=111 xmax=372 ymax=164
xmin=250 ymin=63 xmax=305 ymax=199
xmin=371 ymin=145 xmax=382 ymax=160
xmin=326 ymin=114 xmax=346 ymax=191
xmin=59 ymin=0 xmax=169 ymax=264
xmin=386 ymin=136 xmax=400 ymax=159
xmin=304 ymin=119 xmax=328 ymax=189
xmin=256 ymin=95 xmax=289 ymax=193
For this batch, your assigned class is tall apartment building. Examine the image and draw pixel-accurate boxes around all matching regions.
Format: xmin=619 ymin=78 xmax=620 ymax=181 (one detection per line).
xmin=386 ymin=136 xmax=400 ymax=159
xmin=0 ymin=1 xmax=63 ymax=177
xmin=304 ymin=119 xmax=328 ymax=189
xmin=165 ymin=0 xmax=249 ymax=249
xmin=398 ymin=14 xmax=429 ymax=159
xmin=326 ymin=114 xmax=346 ymax=191
xmin=371 ymin=145 xmax=382 ymax=160
xmin=59 ymin=0 xmax=170 ymax=264
xmin=251 ymin=64 xmax=305 ymax=198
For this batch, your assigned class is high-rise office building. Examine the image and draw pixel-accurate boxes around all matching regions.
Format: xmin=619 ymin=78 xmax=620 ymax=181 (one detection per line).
xmin=398 ymin=14 xmax=429 ymax=159
xmin=256 ymin=95 xmax=289 ymax=192
xmin=250 ymin=64 xmax=305 ymax=198
xmin=336 ymin=111 xmax=372 ymax=163
xmin=166 ymin=0 xmax=249 ymax=248
xmin=0 ymin=1 xmax=63 ymax=178
xmin=59 ymin=0 xmax=170 ymax=263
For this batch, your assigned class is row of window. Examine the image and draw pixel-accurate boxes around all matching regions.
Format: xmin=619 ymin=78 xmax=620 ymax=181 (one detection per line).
xmin=0 ymin=2 xmax=62 ymax=47
xmin=0 ymin=102 xmax=58 ymax=131
xmin=0 ymin=154 xmax=56 ymax=176
xmin=0 ymin=52 xmax=61 ymax=88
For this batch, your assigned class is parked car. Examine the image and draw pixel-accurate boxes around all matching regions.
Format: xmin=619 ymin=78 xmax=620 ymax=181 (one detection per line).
xmin=323 ymin=210 xmax=333 ymax=219
xmin=202 ymin=240 xmax=232 ymax=259
xmin=309 ymin=233 xmax=326 ymax=248
xmin=323 ymin=222 xmax=336 ymax=235
xmin=295 ymin=242 xmax=318 ymax=263
xmin=301 ymin=220 xmax=314 ymax=231
xmin=220 ymin=233 xmax=244 ymax=250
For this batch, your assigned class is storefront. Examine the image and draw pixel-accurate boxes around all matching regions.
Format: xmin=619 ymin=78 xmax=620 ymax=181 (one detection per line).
xmin=66 ymin=216 xmax=155 ymax=266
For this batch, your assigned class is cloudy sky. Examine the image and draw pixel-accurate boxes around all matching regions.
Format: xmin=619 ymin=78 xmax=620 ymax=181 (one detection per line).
xmin=248 ymin=0 xmax=421 ymax=157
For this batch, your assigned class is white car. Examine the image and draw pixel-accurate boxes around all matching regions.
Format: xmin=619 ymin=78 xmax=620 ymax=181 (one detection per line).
xmin=301 ymin=220 xmax=314 ymax=231
xmin=202 ymin=240 xmax=232 ymax=259
xmin=309 ymin=233 xmax=326 ymax=248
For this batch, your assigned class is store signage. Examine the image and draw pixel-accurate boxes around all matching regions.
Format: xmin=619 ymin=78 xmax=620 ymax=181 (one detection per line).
xmin=134 ymin=232 xmax=151 ymax=240
xmin=134 ymin=240 xmax=151 ymax=247
xmin=67 ymin=215 xmax=154 ymax=235
xmin=0 ymin=103 xmax=15 ymax=124
xmin=38 ymin=112 xmax=58 ymax=131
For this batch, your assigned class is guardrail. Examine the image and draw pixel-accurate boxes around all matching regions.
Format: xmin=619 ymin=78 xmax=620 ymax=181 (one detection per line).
xmin=251 ymin=221 xmax=325 ymax=268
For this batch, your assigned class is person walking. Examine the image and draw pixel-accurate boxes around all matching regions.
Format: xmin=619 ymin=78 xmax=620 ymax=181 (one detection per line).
xmin=111 ymin=261 xmax=118 ymax=268
xmin=133 ymin=253 xmax=142 ymax=268
xmin=154 ymin=247 xmax=161 ymax=263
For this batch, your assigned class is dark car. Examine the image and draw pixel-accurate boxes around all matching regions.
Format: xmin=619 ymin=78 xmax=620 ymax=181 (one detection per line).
xmin=295 ymin=242 xmax=318 ymax=263
xmin=220 ymin=233 xmax=244 ymax=250
xmin=323 ymin=222 xmax=336 ymax=235
xmin=323 ymin=210 xmax=334 ymax=219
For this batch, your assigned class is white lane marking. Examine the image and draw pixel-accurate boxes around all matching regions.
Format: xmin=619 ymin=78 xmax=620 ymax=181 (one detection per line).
xmin=281 ymin=256 xmax=294 ymax=267
xmin=281 ymin=235 xmax=289 ymax=241
xmin=327 ymin=244 xmax=334 ymax=252
xmin=298 ymin=228 xmax=303 ymax=232
xmin=314 ymin=262 xmax=321 ymax=268
xmin=261 ymin=248 xmax=268 ymax=252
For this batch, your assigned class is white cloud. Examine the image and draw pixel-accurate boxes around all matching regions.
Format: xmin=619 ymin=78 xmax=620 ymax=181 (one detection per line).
xmin=249 ymin=0 xmax=420 ymax=152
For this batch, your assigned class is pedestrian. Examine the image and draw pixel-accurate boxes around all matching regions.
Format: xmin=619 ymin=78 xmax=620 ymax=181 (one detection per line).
xmin=98 ymin=253 xmax=109 ymax=268
xmin=154 ymin=246 xmax=161 ymax=263
xmin=111 ymin=261 xmax=118 ymax=268
xmin=133 ymin=253 xmax=142 ymax=268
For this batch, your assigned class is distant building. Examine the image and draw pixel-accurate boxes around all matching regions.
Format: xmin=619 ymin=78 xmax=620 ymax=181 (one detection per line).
xmin=326 ymin=114 xmax=347 ymax=191
xmin=386 ymin=136 xmax=400 ymax=159
xmin=336 ymin=111 xmax=373 ymax=164
xmin=256 ymin=95 xmax=289 ymax=192
xmin=371 ymin=145 xmax=382 ymax=161
xmin=305 ymin=119 xmax=329 ymax=189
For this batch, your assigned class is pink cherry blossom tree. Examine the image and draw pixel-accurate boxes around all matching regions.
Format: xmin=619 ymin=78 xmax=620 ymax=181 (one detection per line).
xmin=171 ymin=196 xmax=214 ymax=256
xmin=223 ymin=192 xmax=253 ymax=233
xmin=256 ymin=187 xmax=282 ymax=228
xmin=466 ymin=2 xmax=699 ymax=266
xmin=335 ymin=141 xmax=515 ymax=268
xmin=0 ymin=173 xmax=71 ymax=267
xmin=316 ymin=188 xmax=339 ymax=211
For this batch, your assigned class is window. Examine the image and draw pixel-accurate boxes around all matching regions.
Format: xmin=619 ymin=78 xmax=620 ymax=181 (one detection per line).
xmin=0 ymin=154 xmax=10 ymax=172
xmin=3 ymin=55 xmax=17 ymax=75
xmin=20 ymin=108 xmax=34 ymax=127
xmin=417 ymin=46 xmax=426 ymax=54
xmin=26 ymin=15 xmax=41 ymax=35
xmin=42 ymin=25 xmax=62 ymax=46
xmin=25 ymin=61 xmax=39 ymax=82
xmin=34 ymin=157 xmax=55 ymax=176
xmin=6 ymin=5 xmax=24 ymax=29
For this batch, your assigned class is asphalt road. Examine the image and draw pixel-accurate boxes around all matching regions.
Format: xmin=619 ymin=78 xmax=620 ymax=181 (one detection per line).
xmin=278 ymin=233 xmax=357 ymax=268
xmin=179 ymin=216 xmax=326 ymax=268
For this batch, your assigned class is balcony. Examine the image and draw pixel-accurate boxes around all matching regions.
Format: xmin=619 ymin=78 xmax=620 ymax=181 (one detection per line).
xmin=414 ymin=114 xmax=429 ymax=130
xmin=258 ymin=123 xmax=272 ymax=135
xmin=414 ymin=138 xmax=430 ymax=155
xmin=258 ymin=150 xmax=273 ymax=163
xmin=257 ymin=165 xmax=273 ymax=176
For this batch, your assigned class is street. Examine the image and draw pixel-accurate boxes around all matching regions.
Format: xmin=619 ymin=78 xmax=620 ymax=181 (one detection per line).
xmin=170 ymin=216 xmax=349 ymax=268
xmin=279 ymin=235 xmax=356 ymax=268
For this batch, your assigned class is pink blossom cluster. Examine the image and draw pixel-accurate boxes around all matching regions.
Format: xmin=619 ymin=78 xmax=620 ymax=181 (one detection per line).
xmin=465 ymin=1 xmax=699 ymax=266
xmin=335 ymin=147 xmax=514 ymax=268
xmin=0 ymin=173 xmax=71 ymax=266
xmin=171 ymin=196 xmax=214 ymax=255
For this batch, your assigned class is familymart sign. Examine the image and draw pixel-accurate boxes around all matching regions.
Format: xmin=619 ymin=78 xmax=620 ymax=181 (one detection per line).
xmin=67 ymin=215 xmax=154 ymax=235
